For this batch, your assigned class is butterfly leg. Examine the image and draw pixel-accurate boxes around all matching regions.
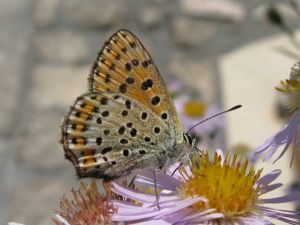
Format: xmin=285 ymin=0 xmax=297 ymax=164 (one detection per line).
xmin=153 ymin=170 xmax=160 ymax=209
xmin=171 ymin=163 xmax=183 ymax=176
xmin=127 ymin=175 xmax=136 ymax=189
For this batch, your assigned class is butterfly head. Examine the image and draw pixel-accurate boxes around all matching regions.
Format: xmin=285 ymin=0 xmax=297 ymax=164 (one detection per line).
xmin=183 ymin=133 xmax=194 ymax=146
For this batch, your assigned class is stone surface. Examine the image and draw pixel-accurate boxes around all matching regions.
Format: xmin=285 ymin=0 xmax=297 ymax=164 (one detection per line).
xmin=34 ymin=0 xmax=60 ymax=27
xmin=9 ymin=179 xmax=72 ymax=225
xmin=138 ymin=6 xmax=165 ymax=29
xmin=16 ymin=107 xmax=67 ymax=170
xmin=179 ymin=0 xmax=246 ymax=22
xmin=30 ymin=64 xmax=88 ymax=108
xmin=0 ymin=33 xmax=22 ymax=135
xmin=170 ymin=17 xmax=218 ymax=47
xmin=36 ymin=30 xmax=90 ymax=64
xmin=17 ymin=64 xmax=89 ymax=170
xmin=0 ymin=1 xmax=34 ymax=135
xmin=169 ymin=55 xmax=217 ymax=104
xmin=0 ymin=0 xmax=28 ymax=18
xmin=253 ymin=3 xmax=299 ymax=22
xmin=64 ymin=0 xmax=125 ymax=28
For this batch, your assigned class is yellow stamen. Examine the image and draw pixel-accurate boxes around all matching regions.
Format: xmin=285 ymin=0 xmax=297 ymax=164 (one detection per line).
xmin=178 ymin=152 xmax=262 ymax=217
xmin=276 ymin=62 xmax=300 ymax=112
xmin=276 ymin=79 xmax=300 ymax=112
xmin=184 ymin=101 xmax=206 ymax=117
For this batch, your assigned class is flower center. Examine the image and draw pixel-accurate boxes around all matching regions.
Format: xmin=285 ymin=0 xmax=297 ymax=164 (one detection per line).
xmin=276 ymin=62 xmax=300 ymax=112
xmin=184 ymin=101 xmax=206 ymax=117
xmin=178 ymin=152 xmax=262 ymax=217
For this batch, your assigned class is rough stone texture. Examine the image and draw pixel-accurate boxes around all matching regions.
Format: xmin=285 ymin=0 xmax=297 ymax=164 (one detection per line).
xmin=9 ymin=179 xmax=72 ymax=225
xmin=34 ymin=0 xmax=61 ymax=28
xmin=138 ymin=6 xmax=165 ymax=29
xmin=253 ymin=3 xmax=300 ymax=22
xmin=64 ymin=0 xmax=126 ymax=28
xmin=179 ymin=0 xmax=246 ymax=22
xmin=169 ymin=55 xmax=217 ymax=104
xmin=0 ymin=4 xmax=34 ymax=135
xmin=36 ymin=30 xmax=90 ymax=64
xmin=30 ymin=65 xmax=88 ymax=108
xmin=0 ymin=0 xmax=28 ymax=18
xmin=16 ymin=107 xmax=69 ymax=170
xmin=0 ymin=33 xmax=22 ymax=135
xmin=0 ymin=139 xmax=13 ymax=218
xmin=170 ymin=17 xmax=218 ymax=46
xmin=16 ymin=65 xmax=88 ymax=170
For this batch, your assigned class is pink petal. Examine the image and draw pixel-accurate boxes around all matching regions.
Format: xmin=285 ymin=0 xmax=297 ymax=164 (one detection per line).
xmin=133 ymin=220 xmax=172 ymax=225
xmin=153 ymin=197 xmax=207 ymax=219
xmin=259 ymin=183 xmax=283 ymax=194
xmin=261 ymin=192 xmax=300 ymax=203
xmin=257 ymin=170 xmax=281 ymax=185
xmin=111 ymin=182 xmax=179 ymax=203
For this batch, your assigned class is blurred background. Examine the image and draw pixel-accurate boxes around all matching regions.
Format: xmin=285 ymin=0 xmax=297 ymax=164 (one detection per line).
xmin=1 ymin=0 xmax=300 ymax=224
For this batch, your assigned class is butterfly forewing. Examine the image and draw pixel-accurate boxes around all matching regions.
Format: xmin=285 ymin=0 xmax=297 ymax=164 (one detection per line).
xmin=88 ymin=30 xmax=183 ymax=143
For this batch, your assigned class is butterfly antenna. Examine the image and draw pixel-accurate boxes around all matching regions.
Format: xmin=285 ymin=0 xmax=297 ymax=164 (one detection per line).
xmin=187 ymin=105 xmax=242 ymax=133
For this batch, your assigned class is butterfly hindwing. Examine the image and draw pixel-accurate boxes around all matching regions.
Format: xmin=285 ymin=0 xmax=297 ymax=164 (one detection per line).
xmin=62 ymin=92 xmax=171 ymax=180
xmin=88 ymin=29 xmax=183 ymax=143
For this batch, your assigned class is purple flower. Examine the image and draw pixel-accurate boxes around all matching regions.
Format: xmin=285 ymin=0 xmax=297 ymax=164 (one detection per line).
xmin=254 ymin=111 xmax=300 ymax=165
xmin=254 ymin=62 xmax=300 ymax=165
xmin=53 ymin=180 xmax=116 ymax=225
xmin=111 ymin=151 xmax=300 ymax=225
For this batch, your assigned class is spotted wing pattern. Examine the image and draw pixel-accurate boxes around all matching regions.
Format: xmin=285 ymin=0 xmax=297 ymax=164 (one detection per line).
xmin=88 ymin=30 xmax=183 ymax=143
xmin=62 ymin=92 xmax=173 ymax=180
xmin=62 ymin=30 xmax=185 ymax=180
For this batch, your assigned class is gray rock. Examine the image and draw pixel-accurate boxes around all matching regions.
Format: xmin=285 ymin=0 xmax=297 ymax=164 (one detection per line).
xmin=64 ymin=0 xmax=126 ymax=28
xmin=169 ymin=54 xmax=217 ymax=104
xmin=30 ymin=64 xmax=88 ymax=108
xmin=0 ymin=41 xmax=22 ymax=135
xmin=0 ymin=9 xmax=33 ymax=135
xmin=9 ymin=179 xmax=72 ymax=225
xmin=179 ymin=0 xmax=246 ymax=22
xmin=16 ymin=107 xmax=68 ymax=170
xmin=16 ymin=64 xmax=89 ymax=170
xmin=34 ymin=0 xmax=60 ymax=28
xmin=0 ymin=0 xmax=29 ymax=18
xmin=253 ymin=3 xmax=299 ymax=22
xmin=138 ymin=6 xmax=165 ymax=29
xmin=170 ymin=17 xmax=217 ymax=47
xmin=36 ymin=30 xmax=90 ymax=64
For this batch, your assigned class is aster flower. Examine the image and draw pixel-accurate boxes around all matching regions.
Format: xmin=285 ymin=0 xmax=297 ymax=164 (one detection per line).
xmin=53 ymin=180 xmax=116 ymax=225
xmin=254 ymin=62 xmax=300 ymax=165
xmin=111 ymin=151 xmax=300 ymax=224
xmin=174 ymin=96 xmax=225 ymax=149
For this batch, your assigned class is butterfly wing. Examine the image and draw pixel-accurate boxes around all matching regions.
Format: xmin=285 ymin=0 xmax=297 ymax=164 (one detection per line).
xmin=62 ymin=92 xmax=173 ymax=180
xmin=88 ymin=29 xmax=183 ymax=143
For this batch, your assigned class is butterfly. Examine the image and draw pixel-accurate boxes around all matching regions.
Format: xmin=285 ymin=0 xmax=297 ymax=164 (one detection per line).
xmin=61 ymin=29 xmax=194 ymax=181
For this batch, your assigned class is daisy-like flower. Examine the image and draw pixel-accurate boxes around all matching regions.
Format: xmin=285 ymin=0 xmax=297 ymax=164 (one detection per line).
xmin=111 ymin=151 xmax=300 ymax=224
xmin=254 ymin=62 xmax=300 ymax=165
xmin=174 ymin=96 xmax=225 ymax=149
xmin=53 ymin=180 xmax=116 ymax=225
